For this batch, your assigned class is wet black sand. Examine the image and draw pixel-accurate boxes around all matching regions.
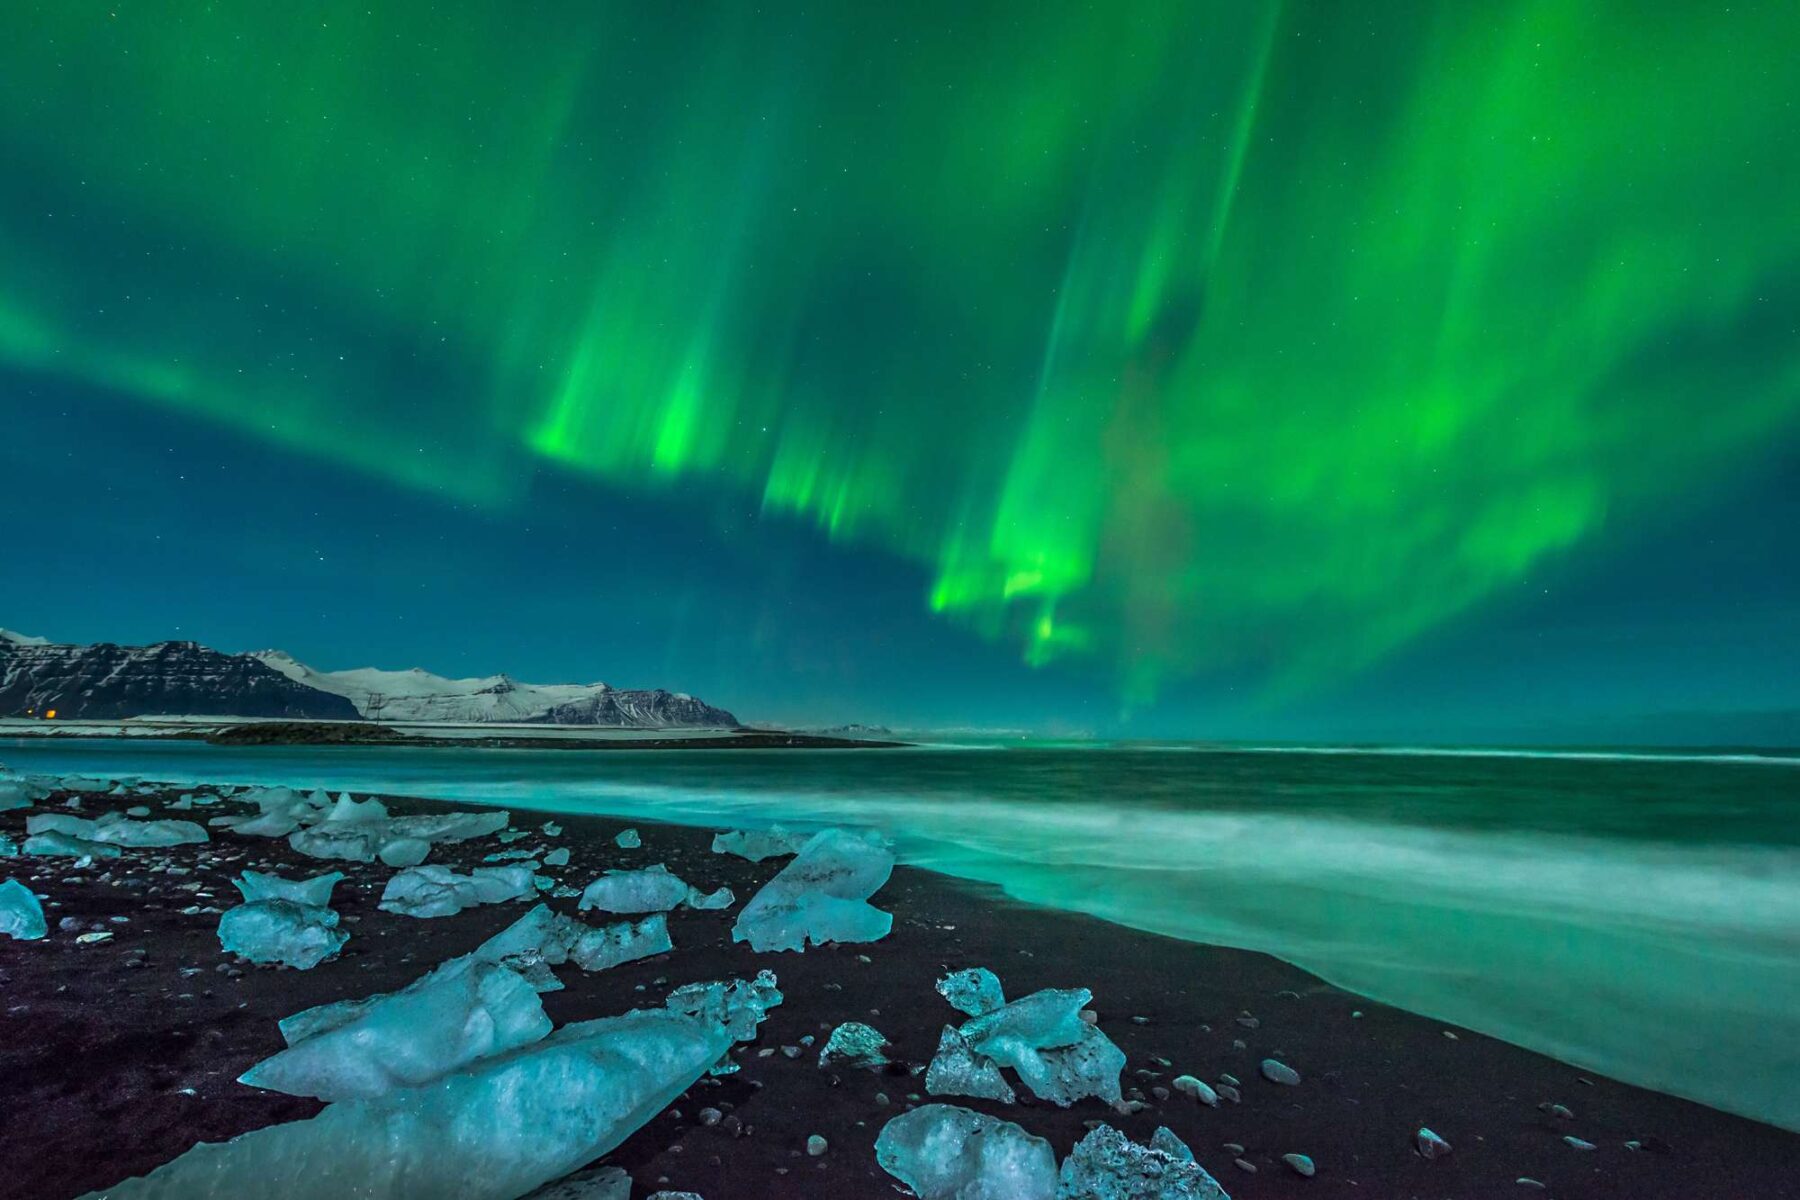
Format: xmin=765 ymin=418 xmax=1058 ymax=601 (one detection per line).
xmin=2 ymin=784 xmax=1795 ymax=1200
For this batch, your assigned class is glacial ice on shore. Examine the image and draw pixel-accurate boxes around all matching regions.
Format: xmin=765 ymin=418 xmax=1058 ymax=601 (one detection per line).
xmin=0 ymin=834 xmax=17 ymax=857
xmin=875 ymin=1103 xmax=1057 ymax=1200
xmin=925 ymin=971 xmax=1125 ymax=1107
xmin=731 ymin=828 xmax=894 ymax=953
xmin=80 ymin=973 xmax=783 ymax=1200
xmin=520 ymin=1166 xmax=630 ymax=1199
xmin=711 ymin=826 xmax=806 ymax=862
xmin=24 ymin=830 xmax=121 ymax=858
xmin=27 ymin=811 xmax=208 ymax=847
xmin=938 ymin=967 xmax=1006 ymax=1016
xmin=289 ymin=809 xmax=508 ymax=866
xmin=1056 ymin=1125 xmax=1229 ymax=1199
xmin=232 ymin=870 xmax=345 ymax=907
xmin=241 ymin=962 xmax=550 ymax=1100
xmin=570 ymin=912 xmax=672 ymax=972
xmin=323 ymin=793 xmax=388 ymax=823
xmin=0 ymin=778 xmax=33 ymax=812
xmin=579 ymin=864 xmax=690 ymax=914
xmin=217 ymin=899 xmax=347 ymax=969
xmin=819 ymin=1021 xmax=888 ymax=1070
xmin=0 ymin=879 xmax=46 ymax=940
xmin=684 ymin=884 xmax=734 ymax=910
xmin=380 ymin=864 xmax=537 ymax=918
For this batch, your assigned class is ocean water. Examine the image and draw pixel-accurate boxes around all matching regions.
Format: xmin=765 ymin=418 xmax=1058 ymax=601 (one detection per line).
xmin=4 ymin=737 xmax=1796 ymax=1130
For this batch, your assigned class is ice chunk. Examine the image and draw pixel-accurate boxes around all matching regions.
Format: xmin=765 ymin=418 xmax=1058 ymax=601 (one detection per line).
xmin=232 ymin=870 xmax=344 ymax=907
xmin=217 ymin=786 xmax=328 ymax=838
xmin=927 ymin=979 xmax=1126 ymax=1108
xmin=819 ymin=1021 xmax=888 ymax=1070
xmin=684 ymin=884 xmax=734 ymax=910
xmin=579 ymin=864 xmax=689 ymax=914
xmin=241 ymin=962 xmax=549 ymax=1101
xmin=926 ymin=1026 xmax=1017 ymax=1104
xmin=380 ymin=865 xmax=536 ymax=918
xmin=521 ymin=1166 xmax=630 ymax=1199
xmin=323 ymin=793 xmax=389 ymax=823
xmin=541 ymin=821 xmax=562 ymax=837
xmin=0 ymin=834 xmax=17 ymax=857
xmin=289 ymin=809 xmax=508 ymax=865
xmin=27 ymin=811 xmax=208 ymax=847
xmin=218 ymin=900 xmax=347 ymax=969
xmin=543 ymin=847 xmax=571 ymax=867
xmin=614 ymin=828 xmax=641 ymax=849
xmin=0 ymin=879 xmax=47 ymax=941
xmin=875 ymin=1104 xmax=1057 ymax=1200
xmin=1056 ymin=1126 xmax=1228 ymax=1200
xmin=710 ymin=825 xmax=806 ymax=862
xmin=731 ymin=828 xmax=894 ymax=953
xmin=0 ymin=779 xmax=33 ymax=812
xmin=571 ymin=913 xmax=673 ymax=971
xmin=83 ymin=975 xmax=782 ymax=1200
xmin=24 ymin=830 xmax=121 ymax=859
xmin=938 ymin=967 xmax=1006 ymax=1017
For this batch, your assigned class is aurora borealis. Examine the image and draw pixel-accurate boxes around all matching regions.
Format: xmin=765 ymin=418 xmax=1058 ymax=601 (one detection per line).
xmin=2 ymin=1 xmax=1798 ymax=733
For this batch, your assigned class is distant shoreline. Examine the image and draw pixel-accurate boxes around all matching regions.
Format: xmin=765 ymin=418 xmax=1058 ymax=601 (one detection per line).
xmin=0 ymin=719 xmax=906 ymax=751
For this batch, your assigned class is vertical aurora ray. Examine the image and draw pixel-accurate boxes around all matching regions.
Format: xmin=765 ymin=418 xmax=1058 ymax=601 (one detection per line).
xmin=1 ymin=0 xmax=1795 ymax=699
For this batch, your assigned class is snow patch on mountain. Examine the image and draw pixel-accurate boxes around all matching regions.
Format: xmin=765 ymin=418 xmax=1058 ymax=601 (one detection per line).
xmin=0 ymin=629 xmax=50 ymax=647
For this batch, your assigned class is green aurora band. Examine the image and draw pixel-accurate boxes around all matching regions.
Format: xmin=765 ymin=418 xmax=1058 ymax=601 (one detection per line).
xmin=3 ymin=2 xmax=1797 ymax=700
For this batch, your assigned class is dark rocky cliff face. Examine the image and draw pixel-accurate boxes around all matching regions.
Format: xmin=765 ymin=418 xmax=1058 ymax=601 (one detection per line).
xmin=0 ymin=640 xmax=363 ymax=721
xmin=538 ymin=689 xmax=739 ymax=728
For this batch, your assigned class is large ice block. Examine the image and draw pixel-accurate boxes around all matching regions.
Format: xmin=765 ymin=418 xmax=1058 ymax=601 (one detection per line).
xmin=241 ymin=962 xmax=550 ymax=1100
xmin=380 ymin=864 xmax=537 ymax=918
xmin=926 ymin=1026 xmax=1017 ymax=1104
xmin=80 ymin=974 xmax=783 ymax=1200
xmin=24 ymin=830 xmax=121 ymax=858
xmin=570 ymin=913 xmax=672 ymax=972
xmin=579 ymin=864 xmax=690 ymax=914
xmin=521 ymin=1166 xmax=630 ymax=1199
xmin=731 ymin=828 xmax=894 ymax=952
xmin=0 ymin=879 xmax=47 ymax=941
xmin=959 ymin=986 xmax=1124 ymax=1107
xmin=290 ymin=810 xmax=509 ymax=865
xmin=875 ymin=1104 xmax=1057 ymax=1200
xmin=818 ymin=1021 xmax=888 ymax=1070
xmin=0 ymin=779 xmax=33 ymax=812
xmin=27 ymin=811 xmax=208 ymax=847
xmin=232 ymin=870 xmax=345 ymax=907
xmin=1055 ymin=1125 xmax=1230 ymax=1200
xmin=217 ymin=900 xmax=347 ymax=969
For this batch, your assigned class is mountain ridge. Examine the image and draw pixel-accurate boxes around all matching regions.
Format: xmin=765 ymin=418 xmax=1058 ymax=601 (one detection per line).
xmin=0 ymin=632 xmax=738 ymax=727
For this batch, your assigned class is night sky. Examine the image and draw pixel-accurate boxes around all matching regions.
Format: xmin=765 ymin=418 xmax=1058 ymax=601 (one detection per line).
xmin=2 ymin=2 xmax=1797 ymax=741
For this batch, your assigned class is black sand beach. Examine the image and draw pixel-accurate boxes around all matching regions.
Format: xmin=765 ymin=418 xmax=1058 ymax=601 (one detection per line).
xmin=2 ymin=782 xmax=1795 ymax=1200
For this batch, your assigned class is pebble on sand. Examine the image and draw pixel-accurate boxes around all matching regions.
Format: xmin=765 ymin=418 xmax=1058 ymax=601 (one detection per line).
xmin=1282 ymin=1152 xmax=1316 ymax=1177
xmin=1261 ymin=1058 xmax=1302 ymax=1086
xmin=1416 ymin=1127 xmax=1453 ymax=1159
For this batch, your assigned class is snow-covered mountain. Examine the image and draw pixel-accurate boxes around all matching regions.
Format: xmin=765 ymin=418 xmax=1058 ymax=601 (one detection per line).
xmin=0 ymin=630 xmax=738 ymax=727
xmin=253 ymin=650 xmax=737 ymax=727
xmin=0 ymin=636 xmax=361 ymax=721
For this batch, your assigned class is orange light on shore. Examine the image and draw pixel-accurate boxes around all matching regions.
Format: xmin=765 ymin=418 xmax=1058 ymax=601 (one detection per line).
xmin=44 ymin=709 xmax=56 ymax=719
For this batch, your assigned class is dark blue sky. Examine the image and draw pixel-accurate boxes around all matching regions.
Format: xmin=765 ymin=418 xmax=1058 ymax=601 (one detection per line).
xmin=5 ymin=368 xmax=1796 ymax=743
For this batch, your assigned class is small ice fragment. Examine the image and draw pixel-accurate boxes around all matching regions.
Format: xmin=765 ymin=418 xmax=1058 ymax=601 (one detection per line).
xmin=543 ymin=847 xmax=571 ymax=867
xmin=1056 ymin=1125 xmax=1230 ymax=1200
xmin=126 ymin=805 xmax=151 ymax=817
xmin=1415 ymin=1127 xmax=1452 ymax=1159
xmin=232 ymin=870 xmax=344 ymax=907
xmin=241 ymin=962 xmax=549 ymax=1100
xmin=579 ymin=864 xmax=689 ymax=914
xmin=926 ymin=1025 xmax=1018 ymax=1103
xmin=938 ymin=967 xmax=1006 ymax=1017
xmin=380 ymin=865 xmax=536 ymax=918
xmin=1563 ymin=1136 xmax=1597 ymax=1151
xmin=1282 ymin=1153 xmax=1315 ymax=1177
xmin=521 ymin=1166 xmax=629 ymax=1199
xmin=731 ymin=828 xmax=893 ymax=953
xmin=819 ymin=1021 xmax=887 ymax=1070
xmin=0 ymin=834 xmax=18 ymax=857
xmin=0 ymin=879 xmax=47 ymax=940
xmin=540 ymin=822 xmax=562 ymax=837
xmin=218 ymin=900 xmax=347 ymax=969
xmin=875 ymin=1103 xmax=1057 ymax=1200
xmin=710 ymin=826 xmax=806 ymax=862
xmin=0 ymin=779 xmax=34 ymax=812
xmin=290 ymin=810 xmax=508 ymax=865
xmin=614 ymin=828 xmax=641 ymax=849
xmin=684 ymin=885 xmax=734 ymax=910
